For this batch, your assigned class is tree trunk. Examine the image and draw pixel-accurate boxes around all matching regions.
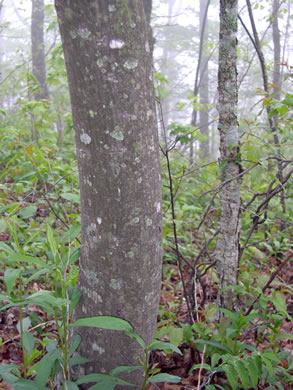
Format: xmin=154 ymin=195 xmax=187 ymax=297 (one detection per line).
xmin=199 ymin=0 xmax=210 ymax=159
xmin=55 ymin=1 xmax=162 ymax=388
xmin=31 ymin=0 xmax=49 ymax=101
xmin=216 ymin=0 xmax=241 ymax=315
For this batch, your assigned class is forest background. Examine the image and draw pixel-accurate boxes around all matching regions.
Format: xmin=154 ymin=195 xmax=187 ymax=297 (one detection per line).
xmin=0 ymin=0 xmax=292 ymax=389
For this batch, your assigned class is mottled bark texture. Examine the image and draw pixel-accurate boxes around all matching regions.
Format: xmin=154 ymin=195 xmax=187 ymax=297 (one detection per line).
xmin=31 ymin=0 xmax=49 ymax=100
xmin=216 ymin=0 xmax=241 ymax=314
xmin=55 ymin=1 xmax=162 ymax=388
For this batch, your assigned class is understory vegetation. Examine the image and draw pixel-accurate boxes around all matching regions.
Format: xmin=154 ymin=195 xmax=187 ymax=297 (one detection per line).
xmin=0 ymin=0 xmax=293 ymax=389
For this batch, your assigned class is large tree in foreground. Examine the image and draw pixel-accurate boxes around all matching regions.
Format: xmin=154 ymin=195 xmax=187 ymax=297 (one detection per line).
xmin=55 ymin=1 xmax=162 ymax=388
xmin=216 ymin=0 xmax=241 ymax=314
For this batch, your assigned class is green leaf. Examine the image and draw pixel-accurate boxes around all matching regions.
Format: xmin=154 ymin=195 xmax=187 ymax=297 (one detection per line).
xmin=272 ymin=291 xmax=289 ymax=317
xmin=22 ymin=332 xmax=35 ymax=355
xmin=62 ymin=381 xmax=79 ymax=390
xmin=19 ymin=206 xmax=37 ymax=219
xmin=68 ymin=285 xmax=82 ymax=316
xmin=61 ymin=193 xmax=80 ymax=203
xmin=0 ymin=242 xmax=16 ymax=256
xmin=194 ymin=339 xmax=231 ymax=354
xmin=147 ymin=341 xmax=183 ymax=355
xmin=69 ymin=334 xmax=81 ymax=356
xmin=110 ymin=365 xmax=143 ymax=376
xmin=8 ymin=254 xmax=49 ymax=269
xmin=223 ymin=363 xmax=238 ymax=390
xmin=233 ymin=360 xmax=250 ymax=389
xmin=211 ymin=352 xmax=221 ymax=368
xmin=68 ymin=356 xmax=91 ymax=367
xmin=35 ymin=348 xmax=61 ymax=387
xmin=0 ymin=363 xmax=19 ymax=385
xmin=125 ymin=330 xmax=146 ymax=349
xmin=189 ymin=363 xmax=212 ymax=374
xmin=76 ymin=373 xmax=135 ymax=387
xmin=60 ymin=223 xmax=81 ymax=244
xmin=69 ymin=316 xmax=133 ymax=332
xmin=16 ymin=317 xmax=31 ymax=334
xmin=46 ymin=224 xmax=58 ymax=260
xmin=168 ymin=326 xmax=184 ymax=347
xmin=4 ymin=268 xmax=20 ymax=295
xmin=12 ymin=379 xmax=41 ymax=390
xmin=244 ymin=357 xmax=259 ymax=388
xmin=148 ymin=373 xmax=181 ymax=383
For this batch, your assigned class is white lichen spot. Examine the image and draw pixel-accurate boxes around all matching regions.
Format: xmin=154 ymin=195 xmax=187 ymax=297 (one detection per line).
xmin=147 ymin=110 xmax=153 ymax=119
xmin=97 ymin=217 xmax=102 ymax=225
xmin=156 ymin=202 xmax=161 ymax=213
xmin=92 ymin=343 xmax=105 ymax=354
xmin=96 ymin=58 xmax=103 ymax=68
xmin=127 ymin=251 xmax=134 ymax=258
xmin=135 ymin=157 xmax=140 ymax=163
xmin=110 ymin=39 xmax=125 ymax=49
xmin=69 ymin=30 xmax=77 ymax=39
xmin=131 ymin=115 xmax=137 ymax=121
xmin=130 ymin=22 xmax=136 ymax=28
xmin=137 ymin=177 xmax=142 ymax=184
xmin=121 ymin=163 xmax=126 ymax=168
xmin=145 ymin=40 xmax=150 ymax=53
xmin=88 ymin=270 xmax=99 ymax=285
xmin=124 ymin=60 xmax=138 ymax=70
xmin=131 ymin=217 xmax=140 ymax=224
xmin=89 ymin=110 xmax=95 ymax=118
xmin=77 ymin=26 xmax=91 ymax=39
xmin=108 ymin=4 xmax=116 ymax=12
xmin=80 ymin=132 xmax=91 ymax=145
xmin=146 ymin=218 xmax=152 ymax=226
xmin=86 ymin=223 xmax=97 ymax=236
xmin=110 ymin=126 xmax=124 ymax=141
xmin=104 ymin=144 xmax=109 ymax=149
xmin=123 ymin=93 xmax=128 ymax=99
xmin=110 ymin=279 xmax=121 ymax=290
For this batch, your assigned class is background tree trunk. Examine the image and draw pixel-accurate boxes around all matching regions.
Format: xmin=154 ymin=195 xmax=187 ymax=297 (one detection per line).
xmin=216 ymin=0 xmax=241 ymax=315
xmin=55 ymin=1 xmax=162 ymax=388
xmin=31 ymin=0 xmax=49 ymax=101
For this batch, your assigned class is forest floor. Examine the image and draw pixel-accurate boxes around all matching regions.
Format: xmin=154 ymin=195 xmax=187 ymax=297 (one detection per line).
xmin=0 ymin=222 xmax=292 ymax=389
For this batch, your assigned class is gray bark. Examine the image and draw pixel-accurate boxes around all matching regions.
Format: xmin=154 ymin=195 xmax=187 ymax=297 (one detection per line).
xmin=31 ymin=0 xmax=49 ymax=100
xmin=199 ymin=0 xmax=210 ymax=159
xmin=216 ymin=0 xmax=241 ymax=314
xmin=55 ymin=1 xmax=162 ymax=388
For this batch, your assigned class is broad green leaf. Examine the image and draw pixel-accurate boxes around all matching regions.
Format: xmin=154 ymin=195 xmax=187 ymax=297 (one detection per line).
xmin=223 ymin=363 xmax=238 ymax=390
xmin=272 ymin=291 xmax=289 ymax=317
xmin=61 ymin=193 xmax=80 ymax=203
xmin=60 ymin=223 xmax=81 ymax=244
xmin=168 ymin=326 xmax=184 ymax=347
xmin=194 ymin=339 xmax=231 ymax=354
xmin=22 ymin=332 xmax=35 ymax=355
xmin=189 ymin=363 xmax=212 ymax=374
xmin=0 ymin=242 xmax=16 ymax=256
xmin=68 ymin=356 xmax=91 ymax=367
xmin=244 ymin=357 xmax=259 ymax=388
xmin=0 ymin=363 xmax=19 ymax=385
xmin=148 ymin=373 xmax=181 ymax=383
xmin=211 ymin=352 xmax=221 ymax=368
xmin=68 ymin=285 xmax=82 ymax=316
xmin=8 ymin=254 xmax=48 ymax=269
xmin=147 ymin=341 xmax=183 ymax=355
xmin=46 ymin=224 xmax=58 ymax=260
xmin=125 ymin=330 xmax=146 ymax=349
xmin=110 ymin=365 xmax=143 ymax=376
xmin=4 ymin=268 xmax=20 ymax=295
xmin=70 ymin=316 xmax=133 ymax=332
xmin=19 ymin=206 xmax=37 ymax=219
xmin=62 ymin=381 xmax=79 ymax=390
xmin=12 ymin=379 xmax=41 ymax=390
xmin=233 ymin=360 xmax=250 ymax=389
xmin=76 ymin=373 xmax=135 ymax=387
xmin=35 ymin=348 xmax=61 ymax=387
xmin=65 ymin=265 xmax=79 ymax=288
xmin=16 ymin=317 xmax=31 ymax=334
xmin=69 ymin=334 xmax=82 ymax=356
